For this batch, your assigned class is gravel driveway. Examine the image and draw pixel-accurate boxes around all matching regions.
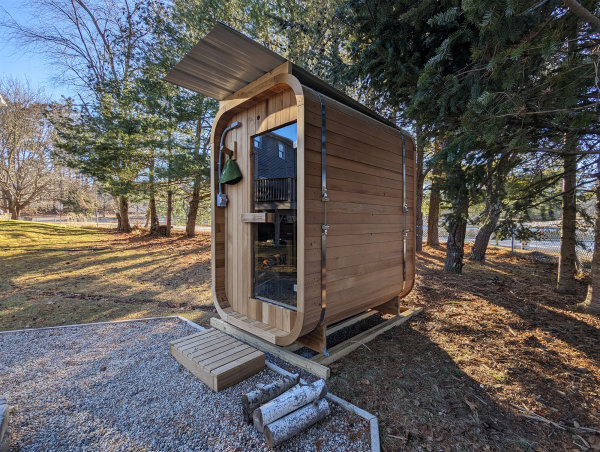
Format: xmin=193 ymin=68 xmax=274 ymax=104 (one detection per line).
xmin=0 ymin=318 xmax=369 ymax=451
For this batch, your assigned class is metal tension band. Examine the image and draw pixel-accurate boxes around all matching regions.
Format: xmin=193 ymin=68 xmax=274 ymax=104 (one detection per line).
xmin=401 ymin=134 xmax=409 ymax=283
xmin=317 ymin=92 xmax=328 ymax=325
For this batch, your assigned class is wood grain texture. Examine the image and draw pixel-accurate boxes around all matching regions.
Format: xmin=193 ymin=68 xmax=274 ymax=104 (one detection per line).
xmin=300 ymin=86 xmax=416 ymax=335
xmin=170 ymin=329 xmax=265 ymax=392
xmin=210 ymin=317 xmax=330 ymax=379
xmin=211 ymin=64 xmax=416 ymax=346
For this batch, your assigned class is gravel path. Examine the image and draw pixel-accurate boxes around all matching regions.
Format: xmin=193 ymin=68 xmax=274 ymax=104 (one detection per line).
xmin=0 ymin=318 xmax=369 ymax=451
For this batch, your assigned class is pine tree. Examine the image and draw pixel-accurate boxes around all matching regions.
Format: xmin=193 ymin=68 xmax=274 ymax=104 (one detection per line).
xmin=50 ymin=85 xmax=151 ymax=232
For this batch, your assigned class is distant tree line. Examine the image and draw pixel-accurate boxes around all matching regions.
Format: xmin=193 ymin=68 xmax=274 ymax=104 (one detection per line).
xmin=1 ymin=0 xmax=599 ymax=312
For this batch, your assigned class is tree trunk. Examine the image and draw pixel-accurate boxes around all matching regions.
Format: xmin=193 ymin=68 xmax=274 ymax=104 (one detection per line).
xmin=264 ymin=398 xmax=330 ymax=447
xmin=415 ymin=137 xmax=425 ymax=252
xmin=118 ymin=195 xmax=131 ymax=233
xmin=242 ymin=374 xmax=300 ymax=424
xmin=166 ymin=191 xmax=173 ymax=237
xmin=166 ymin=131 xmax=173 ymax=237
xmin=470 ymin=214 xmax=500 ymax=262
xmin=149 ymin=195 xmax=159 ymax=233
xmin=427 ymin=166 xmax=442 ymax=247
xmin=470 ymin=163 xmax=503 ymax=262
xmin=116 ymin=203 xmax=122 ymax=230
xmin=186 ymin=184 xmax=200 ymax=238
xmin=9 ymin=205 xmax=18 ymax=220
xmin=445 ymin=220 xmax=468 ymax=273
xmin=253 ymin=379 xmax=327 ymax=432
xmin=558 ymin=23 xmax=578 ymax=294
xmin=186 ymin=119 xmax=204 ymax=238
xmin=144 ymin=206 xmax=150 ymax=228
xmin=444 ymin=170 xmax=469 ymax=273
xmin=557 ymin=151 xmax=577 ymax=294
xmin=582 ymin=157 xmax=600 ymax=313
xmin=470 ymin=210 xmax=501 ymax=262
xmin=149 ymin=156 xmax=160 ymax=234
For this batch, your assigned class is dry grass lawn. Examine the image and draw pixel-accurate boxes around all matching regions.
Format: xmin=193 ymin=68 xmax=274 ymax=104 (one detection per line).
xmin=0 ymin=221 xmax=214 ymax=330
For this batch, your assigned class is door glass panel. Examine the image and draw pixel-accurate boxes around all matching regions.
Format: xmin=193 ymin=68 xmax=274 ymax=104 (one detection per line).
xmin=252 ymin=123 xmax=297 ymax=310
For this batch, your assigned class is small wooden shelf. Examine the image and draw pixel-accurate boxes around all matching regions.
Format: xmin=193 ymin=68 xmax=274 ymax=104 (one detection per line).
xmin=240 ymin=212 xmax=275 ymax=223
xmin=170 ymin=329 xmax=265 ymax=392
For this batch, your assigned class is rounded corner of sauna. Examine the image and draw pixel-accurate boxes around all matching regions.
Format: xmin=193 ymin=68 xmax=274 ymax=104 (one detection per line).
xmin=398 ymin=276 xmax=416 ymax=300
xmin=211 ymin=288 xmax=230 ymax=316
xmin=211 ymin=86 xmax=303 ymax=345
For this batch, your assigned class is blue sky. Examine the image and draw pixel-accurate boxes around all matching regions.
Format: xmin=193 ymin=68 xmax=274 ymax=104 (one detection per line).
xmin=1 ymin=0 xmax=75 ymax=100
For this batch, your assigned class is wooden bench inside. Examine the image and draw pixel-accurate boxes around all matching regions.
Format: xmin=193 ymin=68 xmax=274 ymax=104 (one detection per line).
xmin=170 ymin=328 xmax=265 ymax=392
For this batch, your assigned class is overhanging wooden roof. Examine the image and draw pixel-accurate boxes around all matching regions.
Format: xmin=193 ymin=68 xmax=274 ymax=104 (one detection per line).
xmin=165 ymin=22 xmax=396 ymax=129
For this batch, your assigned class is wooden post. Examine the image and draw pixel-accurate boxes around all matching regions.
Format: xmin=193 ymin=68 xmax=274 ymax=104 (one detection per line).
xmin=296 ymin=324 xmax=326 ymax=354
xmin=253 ymin=379 xmax=327 ymax=432
xmin=264 ymin=398 xmax=331 ymax=447
xmin=241 ymin=374 xmax=299 ymax=424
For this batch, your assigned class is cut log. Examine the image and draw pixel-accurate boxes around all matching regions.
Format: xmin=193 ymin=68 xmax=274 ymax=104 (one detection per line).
xmin=0 ymin=398 xmax=7 ymax=444
xmin=0 ymin=431 xmax=8 ymax=452
xmin=253 ymin=379 xmax=327 ymax=432
xmin=241 ymin=374 xmax=300 ymax=424
xmin=264 ymin=398 xmax=331 ymax=447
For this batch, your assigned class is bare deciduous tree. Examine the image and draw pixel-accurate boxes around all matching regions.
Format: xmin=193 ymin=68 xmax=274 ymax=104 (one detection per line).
xmin=2 ymin=0 xmax=150 ymax=232
xmin=0 ymin=80 xmax=53 ymax=220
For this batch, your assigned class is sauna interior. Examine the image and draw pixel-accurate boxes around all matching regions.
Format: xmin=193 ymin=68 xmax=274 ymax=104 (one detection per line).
xmin=165 ymin=23 xmax=416 ymax=352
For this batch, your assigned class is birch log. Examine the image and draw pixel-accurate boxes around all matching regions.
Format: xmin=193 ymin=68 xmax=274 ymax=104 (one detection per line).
xmin=264 ymin=398 xmax=331 ymax=447
xmin=241 ymin=374 xmax=299 ymax=424
xmin=0 ymin=398 xmax=7 ymax=444
xmin=0 ymin=432 xmax=9 ymax=452
xmin=253 ymin=379 xmax=327 ymax=432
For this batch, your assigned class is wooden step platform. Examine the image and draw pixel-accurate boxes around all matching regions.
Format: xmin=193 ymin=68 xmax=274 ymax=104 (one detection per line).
xmin=170 ymin=328 xmax=265 ymax=392
xmin=211 ymin=307 xmax=423 ymax=379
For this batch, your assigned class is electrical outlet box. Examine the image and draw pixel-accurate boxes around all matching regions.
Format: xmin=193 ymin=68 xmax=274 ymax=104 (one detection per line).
xmin=217 ymin=193 xmax=228 ymax=207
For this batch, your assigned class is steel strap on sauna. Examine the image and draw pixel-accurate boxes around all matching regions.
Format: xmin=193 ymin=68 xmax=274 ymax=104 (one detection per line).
xmin=401 ymin=134 xmax=409 ymax=284
xmin=317 ymin=92 xmax=328 ymax=325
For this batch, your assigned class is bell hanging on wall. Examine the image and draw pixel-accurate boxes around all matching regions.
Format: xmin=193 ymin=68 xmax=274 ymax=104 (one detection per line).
xmin=219 ymin=156 xmax=242 ymax=185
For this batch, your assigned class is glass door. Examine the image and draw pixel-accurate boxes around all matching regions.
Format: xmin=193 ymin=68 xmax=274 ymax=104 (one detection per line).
xmin=251 ymin=123 xmax=298 ymax=309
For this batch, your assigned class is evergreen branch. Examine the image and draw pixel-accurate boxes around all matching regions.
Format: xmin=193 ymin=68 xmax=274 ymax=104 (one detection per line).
xmin=563 ymin=0 xmax=600 ymax=34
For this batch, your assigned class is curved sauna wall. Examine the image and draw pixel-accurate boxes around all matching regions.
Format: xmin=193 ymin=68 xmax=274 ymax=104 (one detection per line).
xmin=210 ymin=67 xmax=416 ymax=347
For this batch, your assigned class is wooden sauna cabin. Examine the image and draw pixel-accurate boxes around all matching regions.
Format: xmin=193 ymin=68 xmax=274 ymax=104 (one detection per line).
xmin=165 ymin=23 xmax=416 ymax=353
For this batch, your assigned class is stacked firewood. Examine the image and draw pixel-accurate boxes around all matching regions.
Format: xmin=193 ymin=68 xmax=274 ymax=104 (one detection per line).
xmin=242 ymin=375 xmax=331 ymax=447
xmin=0 ymin=396 xmax=15 ymax=452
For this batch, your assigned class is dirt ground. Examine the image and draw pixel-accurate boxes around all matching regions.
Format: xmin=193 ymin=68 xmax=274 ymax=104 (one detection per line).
xmin=330 ymin=245 xmax=600 ymax=451
xmin=2 ymin=221 xmax=599 ymax=451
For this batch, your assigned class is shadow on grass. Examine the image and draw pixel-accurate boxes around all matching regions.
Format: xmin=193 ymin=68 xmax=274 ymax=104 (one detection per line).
xmin=0 ymin=289 xmax=216 ymax=331
xmin=0 ymin=221 xmax=105 ymax=239
xmin=1 ymin=222 xmax=214 ymax=330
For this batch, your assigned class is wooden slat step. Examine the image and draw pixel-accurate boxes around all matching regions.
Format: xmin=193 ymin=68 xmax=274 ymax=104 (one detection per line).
xmin=170 ymin=328 xmax=265 ymax=392
xmin=225 ymin=310 xmax=289 ymax=342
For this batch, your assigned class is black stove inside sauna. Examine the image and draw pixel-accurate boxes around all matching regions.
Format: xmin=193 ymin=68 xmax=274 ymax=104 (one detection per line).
xmin=252 ymin=123 xmax=298 ymax=310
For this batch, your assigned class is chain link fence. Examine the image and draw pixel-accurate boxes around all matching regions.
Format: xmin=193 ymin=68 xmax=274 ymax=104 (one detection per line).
xmin=424 ymin=220 xmax=594 ymax=266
